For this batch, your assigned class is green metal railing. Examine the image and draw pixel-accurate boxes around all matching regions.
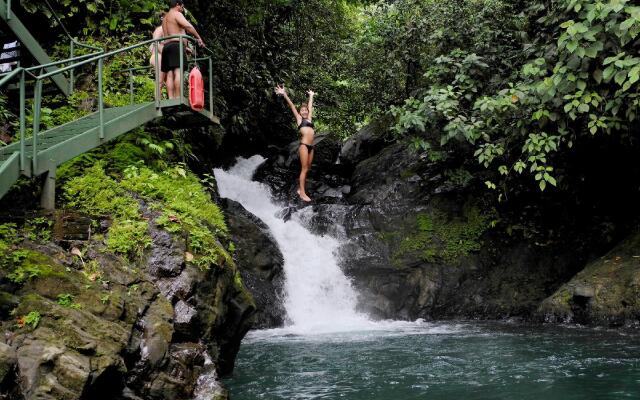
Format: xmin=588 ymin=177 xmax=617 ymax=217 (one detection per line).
xmin=1 ymin=34 xmax=215 ymax=176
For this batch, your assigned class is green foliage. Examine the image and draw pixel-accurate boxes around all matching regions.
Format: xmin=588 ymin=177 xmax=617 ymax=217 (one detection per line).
xmin=61 ymin=140 xmax=230 ymax=268
xmin=21 ymin=0 xmax=165 ymax=36
xmin=445 ymin=168 xmax=473 ymax=188
xmin=0 ymin=223 xmax=19 ymax=245
xmin=49 ymin=92 xmax=93 ymax=126
xmin=23 ymin=217 xmax=53 ymax=243
xmin=395 ymin=205 xmax=493 ymax=264
xmin=122 ymin=163 xmax=231 ymax=269
xmin=82 ymin=260 xmax=104 ymax=283
xmin=18 ymin=311 xmax=41 ymax=329
xmin=106 ymin=220 xmax=151 ymax=259
xmin=387 ymin=0 xmax=640 ymax=196
xmin=56 ymin=293 xmax=82 ymax=309
xmin=62 ymin=164 xmax=150 ymax=259
xmin=0 ymin=223 xmax=20 ymax=268
xmin=63 ymin=164 xmax=140 ymax=219
xmin=100 ymin=293 xmax=111 ymax=304
xmin=7 ymin=251 xmax=62 ymax=284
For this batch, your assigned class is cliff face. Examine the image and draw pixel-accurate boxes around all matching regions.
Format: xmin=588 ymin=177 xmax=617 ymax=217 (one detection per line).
xmin=251 ymin=119 xmax=639 ymax=327
xmin=0 ymin=164 xmax=256 ymax=399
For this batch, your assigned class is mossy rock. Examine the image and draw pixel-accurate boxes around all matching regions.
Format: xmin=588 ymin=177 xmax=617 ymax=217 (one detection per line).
xmin=539 ymin=231 xmax=640 ymax=326
xmin=391 ymin=202 xmax=493 ymax=267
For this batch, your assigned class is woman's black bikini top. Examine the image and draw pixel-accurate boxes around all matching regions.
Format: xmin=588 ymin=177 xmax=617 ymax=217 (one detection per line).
xmin=298 ymin=119 xmax=314 ymax=129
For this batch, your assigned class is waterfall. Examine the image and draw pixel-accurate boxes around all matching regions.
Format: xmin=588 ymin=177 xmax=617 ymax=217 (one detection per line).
xmin=214 ymin=155 xmax=372 ymax=334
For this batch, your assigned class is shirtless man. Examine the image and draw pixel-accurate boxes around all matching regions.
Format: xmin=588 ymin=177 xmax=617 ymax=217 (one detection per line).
xmin=161 ymin=0 xmax=205 ymax=99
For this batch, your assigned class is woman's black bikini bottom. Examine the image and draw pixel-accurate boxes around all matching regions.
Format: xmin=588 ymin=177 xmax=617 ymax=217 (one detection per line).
xmin=300 ymin=142 xmax=314 ymax=152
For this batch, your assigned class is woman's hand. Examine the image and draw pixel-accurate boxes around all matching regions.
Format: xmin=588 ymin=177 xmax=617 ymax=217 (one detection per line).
xmin=275 ymin=84 xmax=286 ymax=96
xmin=307 ymin=89 xmax=316 ymax=97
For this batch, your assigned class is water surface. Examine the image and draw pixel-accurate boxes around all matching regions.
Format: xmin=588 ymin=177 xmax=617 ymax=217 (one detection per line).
xmin=225 ymin=321 xmax=640 ymax=400
xmin=214 ymin=158 xmax=640 ymax=399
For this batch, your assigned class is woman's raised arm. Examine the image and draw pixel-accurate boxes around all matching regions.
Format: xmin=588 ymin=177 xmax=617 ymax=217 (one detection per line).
xmin=275 ymin=85 xmax=301 ymax=123
xmin=307 ymin=90 xmax=315 ymax=120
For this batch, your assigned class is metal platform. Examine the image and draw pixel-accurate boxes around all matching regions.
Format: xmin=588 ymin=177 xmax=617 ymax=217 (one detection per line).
xmin=0 ymin=31 xmax=219 ymax=207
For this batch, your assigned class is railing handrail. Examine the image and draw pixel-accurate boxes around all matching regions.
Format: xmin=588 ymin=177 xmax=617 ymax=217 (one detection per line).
xmin=69 ymin=38 xmax=102 ymax=53
xmin=0 ymin=67 xmax=37 ymax=86
xmin=38 ymin=35 xmax=213 ymax=81
xmin=24 ymin=51 xmax=104 ymax=72
xmin=0 ymin=67 xmax=23 ymax=86
xmin=114 ymin=56 xmax=213 ymax=76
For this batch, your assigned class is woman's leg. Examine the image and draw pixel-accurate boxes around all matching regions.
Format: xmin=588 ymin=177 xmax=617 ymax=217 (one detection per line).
xmin=307 ymin=148 xmax=314 ymax=169
xmin=298 ymin=145 xmax=312 ymax=202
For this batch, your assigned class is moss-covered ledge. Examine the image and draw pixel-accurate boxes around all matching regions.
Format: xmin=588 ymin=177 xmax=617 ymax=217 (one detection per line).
xmin=538 ymin=231 xmax=640 ymax=327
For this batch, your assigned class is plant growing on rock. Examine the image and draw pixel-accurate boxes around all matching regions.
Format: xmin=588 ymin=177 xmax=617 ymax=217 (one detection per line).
xmin=17 ymin=311 xmax=41 ymax=329
xmin=56 ymin=293 xmax=82 ymax=309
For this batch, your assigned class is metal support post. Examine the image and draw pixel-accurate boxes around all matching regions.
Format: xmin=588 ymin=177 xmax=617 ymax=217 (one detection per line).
xmin=98 ymin=58 xmax=104 ymax=140
xmin=40 ymin=167 xmax=56 ymax=210
xmin=208 ymin=57 xmax=213 ymax=117
xmin=32 ymin=79 xmax=43 ymax=173
xmin=6 ymin=0 xmax=11 ymax=20
xmin=179 ymin=39 xmax=184 ymax=105
xmin=19 ymin=70 xmax=25 ymax=172
xmin=129 ymin=69 xmax=134 ymax=105
xmin=154 ymin=42 xmax=160 ymax=108
xmin=69 ymin=40 xmax=75 ymax=93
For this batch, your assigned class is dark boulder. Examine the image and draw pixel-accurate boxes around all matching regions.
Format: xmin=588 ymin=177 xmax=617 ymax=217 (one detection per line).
xmin=338 ymin=115 xmax=393 ymax=171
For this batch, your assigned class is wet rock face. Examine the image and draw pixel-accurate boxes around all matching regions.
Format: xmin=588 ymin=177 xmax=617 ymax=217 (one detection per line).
xmin=252 ymin=119 xmax=585 ymax=321
xmin=0 ymin=207 xmax=255 ymax=399
xmin=338 ymin=115 xmax=393 ymax=171
xmin=222 ymin=199 xmax=285 ymax=329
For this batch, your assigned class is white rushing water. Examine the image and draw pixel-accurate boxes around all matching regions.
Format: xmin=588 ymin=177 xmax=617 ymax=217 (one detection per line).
xmin=214 ymin=155 xmax=375 ymax=335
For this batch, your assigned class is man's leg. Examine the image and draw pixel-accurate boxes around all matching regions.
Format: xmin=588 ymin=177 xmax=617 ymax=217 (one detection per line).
xmin=172 ymin=67 xmax=181 ymax=99
xmin=166 ymin=71 xmax=175 ymax=99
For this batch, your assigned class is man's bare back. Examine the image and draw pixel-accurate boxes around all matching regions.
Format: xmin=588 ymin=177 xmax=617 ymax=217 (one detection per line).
xmin=162 ymin=9 xmax=186 ymax=41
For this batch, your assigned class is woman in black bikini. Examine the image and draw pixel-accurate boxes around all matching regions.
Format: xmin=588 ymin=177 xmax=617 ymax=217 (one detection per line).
xmin=275 ymin=84 xmax=316 ymax=202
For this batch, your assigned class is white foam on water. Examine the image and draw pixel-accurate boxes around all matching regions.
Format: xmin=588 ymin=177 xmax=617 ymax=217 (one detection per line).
xmin=215 ymin=155 xmax=372 ymax=335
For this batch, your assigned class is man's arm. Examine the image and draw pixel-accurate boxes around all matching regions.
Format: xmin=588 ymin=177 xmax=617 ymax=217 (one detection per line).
xmin=176 ymin=13 xmax=204 ymax=46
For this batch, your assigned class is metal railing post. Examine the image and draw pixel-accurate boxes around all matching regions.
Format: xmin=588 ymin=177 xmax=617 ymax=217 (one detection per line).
xmin=179 ymin=39 xmax=184 ymax=105
xmin=32 ymin=79 xmax=43 ymax=173
xmin=154 ymin=42 xmax=160 ymax=108
xmin=98 ymin=58 xmax=104 ymax=140
xmin=19 ymin=70 xmax=25 ymax=172
xmin=129 ymin=68 xmax=134 ymax=105
xmin=69 ymin=40 xmax=75 ymax=93
xmin=208 ymin=57 xmax=213 ymax=116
